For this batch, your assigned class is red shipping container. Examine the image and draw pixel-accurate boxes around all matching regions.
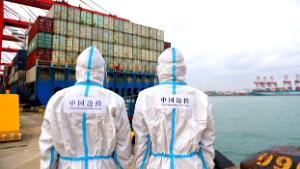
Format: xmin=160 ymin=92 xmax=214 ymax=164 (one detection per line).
xmin=26 ymin=48 xmax=52 ymax=70
xmin=164 ymin=42 xmax=171 ymax=50
xmin=28 ymin=16 xmax=53 ymax=42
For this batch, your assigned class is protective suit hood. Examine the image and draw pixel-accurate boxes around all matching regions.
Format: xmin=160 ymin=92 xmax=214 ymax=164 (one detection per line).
xmin=157 ymin=48 xmax=186 ymax=83
xmin=76 ymin=46 xmax=105 ymax=84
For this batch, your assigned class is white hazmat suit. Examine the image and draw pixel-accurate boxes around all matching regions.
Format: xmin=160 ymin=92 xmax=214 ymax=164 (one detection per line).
xmin=39 ymin=46 xmax=133 ymax=169
xmin=133 ymin=48 xmax=215 ymax=169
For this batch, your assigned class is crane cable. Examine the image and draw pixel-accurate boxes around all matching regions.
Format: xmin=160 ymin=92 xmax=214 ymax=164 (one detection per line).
xmin=20 ymin=5 xmax=35 ymax=21
xmin=4 ymin=6 xmax=20 ymax=19
xmin=25 ymin=6 xmax=37 ymax=19
xmin=4 ymin=5 xmax=27 ymax=21
xmin=87 ymin=0 xmax=112 ymax=15
xmin=79 ymin=0 xmax=97 ymax=12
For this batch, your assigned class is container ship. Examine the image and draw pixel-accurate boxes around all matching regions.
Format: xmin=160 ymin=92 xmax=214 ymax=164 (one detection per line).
xmin=1 ymin=1 xmax=171 ymax=121
xmin=250 ymin=75 xmax=300 ymax=96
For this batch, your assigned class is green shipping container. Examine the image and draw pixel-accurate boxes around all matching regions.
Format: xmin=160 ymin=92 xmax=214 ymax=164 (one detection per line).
xmin=80 ymin=11 xmax=87 ymax=24
xmin=67 ymin=7 xmax=75 ymax=22
xmin=74 ymin=9 xmax=81 ymax=23
xmin=61 ymin=5 xmax=67 ymax=20
xmin=28 ymin=33 xmax=52 ymax=55
xmin=86 ymin=12 xmax=93 ymax=25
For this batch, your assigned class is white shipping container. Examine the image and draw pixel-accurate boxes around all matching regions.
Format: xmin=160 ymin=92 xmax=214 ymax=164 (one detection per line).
xmin=53 ymin=19 xmax=60 ymax=34
xmin=52 ymin=35 xmax=60 ymax=50
xmin=85 ymin=40 xmax=91 ymax=49
xmin=123 ymin=46 xmax=130 ymax=58
xmin=145 ymin=38 xmax=150 ymax=49
xmin=102 ymin=43 xmax=109 ymax=55
xmin=97 ymin=41 xmax=103 ymax=53
xmin=114 ymin=44 xmax=119 ymax=57
xmin=159 ymin=41 xmax=164 ymax=51
xmin=119 ymin=45 xmax=124 ymax=58
xmin=137 ymin=48 xmax=142 ymax=60
xmin=133 ymin=35 xmax=138 ymax=47
xmin=67 ymin=7 xmax=75 ymax=22
xmin=67 ymin=22 xmax=74 ymax=37
xmin=74 ymin=23 xmax=80 ymax=37
xmin=137 ymin=36 xmax=142 ymax=48
xmin=132 ymin=23 xmax=138 ymax=35
xmin=26 ymin=65 xmax=36 ymax=83
xmin=128 ymin=47 xmax=132 ymax=59
xmin=124 ymin=22 xmax=129 ymax=33
xmin=128 ymin=22 xmax=133 ymax=34
xmin=137 ymin=25 xmax=142 ymax=36
xmin=74 ymin=8 xmax=81 ymax=23
xmin=73 ymin=38 xmax=79 ymax=52
xmin=61 ymin=5 xmax=67 ymax=20
xmin=52 ymin=50 xmax=66 ymax=65
xmin=103 ymin=16 xmax=109 ymax=29
xmin=157 ymin=29 xmax=164 ymax=40
xmin=92 ymin=40 xmax=98 ymax=47
xmin=66 ymin=37 xmax=73 ymax=51
xmin=60 ymin=20 xmax=67 ymax=35
xmin=132 ymin=47 xmax=138 ymax=59
xmin=118 ymin=32 xmax=123 ymax=45
xmin=59 ymin=35 xmax=67 ymax=50
xmin=92 ymin=27 xmax=98 ymax=40
xmin=108 ymin=17 xmax=114 ymax=30
xmin=103 ymin=29 xmax=109 ymax=42
xmin=97 ymin=28 xmax=103 ymax=41
xmin=113 ymin=32 xmax=118 ymax=44
xmin=127 ymin=34 xmax=133 ymax=46
xmin=142 ymin=49 xmax=146 ymax=61
xmin=141 ymin=26 xmax=147 ymax=37
xmin=79 ymin=39 xmax=86 ymax=52
xmin=66 ymin=52 xmax=77 ymax=66
xmin=80 ymin=25 xmax=86 ymax=38
xmin=149 ymin=28 xmax=157 ymax=39
xmin=145 ymin=50 xmax=150 ymax=61
xmin=141 ymin=37 xmax=146 ymax=48
xmin=108 ymin=30 xmax=114 ymax=43
xmin=108 ymin=43 xmax=114 ymax=56
xmin=86 ymin=25 xmax=92 ymax=39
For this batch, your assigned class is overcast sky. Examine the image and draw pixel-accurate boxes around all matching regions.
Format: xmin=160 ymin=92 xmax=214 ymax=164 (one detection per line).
xmin=3 ymin=0 xmax=300 ymax=90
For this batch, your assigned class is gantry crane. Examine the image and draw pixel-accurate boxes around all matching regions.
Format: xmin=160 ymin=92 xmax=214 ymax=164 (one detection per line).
xmin=0 ymin=0 xmax=54 ymax=82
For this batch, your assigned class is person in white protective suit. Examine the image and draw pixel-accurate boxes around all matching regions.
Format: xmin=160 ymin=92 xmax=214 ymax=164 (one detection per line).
xmin=133 ymin=48 xmax=215 ymax=169
xmin=39 ymin=46 xmax=133 ymax=169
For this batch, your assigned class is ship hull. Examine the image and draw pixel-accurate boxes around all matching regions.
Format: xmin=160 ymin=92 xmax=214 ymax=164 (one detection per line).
xmin=250 ymin=91 xmax=300 ymax=96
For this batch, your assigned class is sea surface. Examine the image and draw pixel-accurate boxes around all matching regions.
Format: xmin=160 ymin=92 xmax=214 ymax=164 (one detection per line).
xmin=211 ymin=96 xmax=300 ymax=165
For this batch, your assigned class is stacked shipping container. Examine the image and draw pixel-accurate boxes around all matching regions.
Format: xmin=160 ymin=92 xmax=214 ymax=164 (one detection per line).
xmin=47 ymin=3 xmax=164 ymax=73
xmin=23 ymin=2 xmax=167 ymax=107
xmin=26 ymin=16 xmax=53 ymax=70
xmin=7 ymin=50 xmax=27 ymax=100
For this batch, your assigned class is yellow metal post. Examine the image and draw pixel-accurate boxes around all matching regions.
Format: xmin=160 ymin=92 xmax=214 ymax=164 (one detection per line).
xmin=0 ymin=91 xmax=22 ymax=142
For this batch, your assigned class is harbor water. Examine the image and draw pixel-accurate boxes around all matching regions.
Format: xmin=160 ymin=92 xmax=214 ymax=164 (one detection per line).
xmin=211 ymin=96 xmax=300 ymax=164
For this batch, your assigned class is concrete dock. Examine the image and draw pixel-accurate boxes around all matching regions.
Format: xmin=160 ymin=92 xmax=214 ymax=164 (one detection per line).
xmin=0 ymin=112 xmax=42 ymax=169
